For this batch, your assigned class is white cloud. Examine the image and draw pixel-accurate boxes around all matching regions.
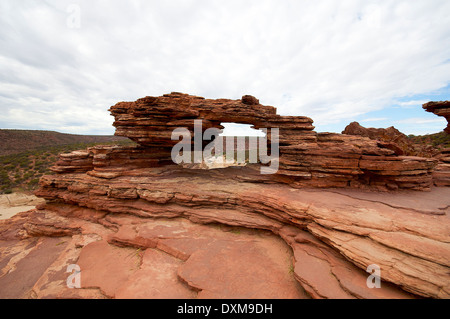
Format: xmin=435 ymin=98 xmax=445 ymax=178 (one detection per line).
xmin=396 ymin=117 xmax=447 ymax=125
xmin=394 ymin=100 xmax=430 ymax=109
xmin=220 ymin=123 xmax=265 ymax=137
xmin=0 ymin=0 xmax=449 ymax=135
xmin=393 ymin=117 xmax=448 ymax=135
xmin=360 ymin=118 xmax=389 ymax=123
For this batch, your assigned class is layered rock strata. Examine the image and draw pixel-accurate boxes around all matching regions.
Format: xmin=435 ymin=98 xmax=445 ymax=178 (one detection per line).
xmin=342 ymin=121 xmax=431 ymax=157
xmin=423 ymin=101 xmax=450 ymax=187
xmin=433 ymin=148 xmax=450 ymax=187
xmin=108 ymin=93 xmax=436 ymax=191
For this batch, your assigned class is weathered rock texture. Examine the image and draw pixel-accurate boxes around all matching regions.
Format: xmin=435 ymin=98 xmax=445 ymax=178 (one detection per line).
xmin=422 ymin=101 xmax=450 ymax=187
xmin=1 ymin=93 xmax=449 ymax=299
xmin=1 ymin=173 xmax=449 ymax=299
xmin=433 ymin=148 xmax=450 ymax=187
xmin=423 ymin=101 xmax=450 ymax=134
xmin=342 ymin=121 xmax=449 ymax=187
xmin=108 ymin=93 xmax=437 ymax=191
xmin=342 ymin=121 xmax=435 ymax=157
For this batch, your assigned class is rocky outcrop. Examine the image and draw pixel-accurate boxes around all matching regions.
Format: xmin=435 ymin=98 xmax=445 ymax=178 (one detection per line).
xmin=1 ymin=93 xmax=449 ymax=299
xmin=109 ymin=93 xmax=437 ymax=191
xmin=109 ymin=92 xmax=279 ymax=149
xmin=342 ymin=121 xmax=450 ymax=188
xmin=422 ymin=101 xmax=450 ymax=186
xmin=342 ymin=121 xmax=421 ymax=156
xmin=433 ymin=148 xmax=450 ymax=187
xmin=423 ymin=101 xmax=450 ymax=134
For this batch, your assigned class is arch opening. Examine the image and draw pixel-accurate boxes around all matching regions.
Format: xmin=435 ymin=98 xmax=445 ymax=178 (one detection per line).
xmin=219 ymin=123 xmax=266 ymax=137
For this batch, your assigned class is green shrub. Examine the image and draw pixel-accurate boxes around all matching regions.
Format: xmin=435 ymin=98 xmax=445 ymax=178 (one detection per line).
xmin=19 ymin=160 xmax=30 ymax=168
xmin=28 ymin=178 xmax=40 ymax=187
xmin=38 ymin=166 xmax=47 ymax=173
xmin=23 ymin=171 xmax=33 ymax=178
xmin=0 ymin=170 xmax=10 ymax=184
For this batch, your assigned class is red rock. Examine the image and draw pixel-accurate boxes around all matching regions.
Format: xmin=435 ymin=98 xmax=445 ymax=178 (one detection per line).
xmin=342 ymin=121 xmax=418 ymax=156
xmin=115 ymin=248 xmax=196 ymax=299
xmin=29 ymin=165 xmax=450 ymax=298
xmin=77 ymin=240 xmax=140 ymax=298
xmin=0 ymin=237 xmax=69 ymax=298
xmin=241 ymin=95 xmax=260 ymax=105
xmin=2 ymin=179 xmax=450 ymax=299
xmin=178 ymin=239 xmax=306 ymax=299
xmin=423 ymin=101 xmax=450 ymax=134
xmin=433 ymin=148 xmax=450 ymax=186
xmin=72 ymin=94 xmax=432 ymax=190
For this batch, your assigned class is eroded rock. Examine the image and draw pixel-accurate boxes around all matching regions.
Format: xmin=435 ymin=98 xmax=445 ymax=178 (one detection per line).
xmin=423 ymin=101 xmax=450 ymax=134
xmin=1 ymin=93 xmax=449 ymax=299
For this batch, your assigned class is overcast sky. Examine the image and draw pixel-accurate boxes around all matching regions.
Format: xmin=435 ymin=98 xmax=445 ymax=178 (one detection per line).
xmin=0 ymin=0 xmax=449 ymax=136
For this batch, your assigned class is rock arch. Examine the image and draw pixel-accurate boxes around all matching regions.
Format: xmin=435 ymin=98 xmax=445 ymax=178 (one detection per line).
xmin=105 ymin=92 xmax=436 ymax=190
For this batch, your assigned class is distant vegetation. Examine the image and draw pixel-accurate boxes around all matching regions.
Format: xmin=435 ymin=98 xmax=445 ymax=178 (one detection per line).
xmin=407 ymin=132 xmax=450 ymax=150
xmin=0 ymin=129 xmax=129 ymax=156
xmin=0 ymin=129 xmax=134 ymax=194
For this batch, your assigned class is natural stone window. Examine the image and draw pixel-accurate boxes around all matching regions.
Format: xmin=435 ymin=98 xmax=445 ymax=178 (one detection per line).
xmin=180 ymin=123 xmax=267 ymax=170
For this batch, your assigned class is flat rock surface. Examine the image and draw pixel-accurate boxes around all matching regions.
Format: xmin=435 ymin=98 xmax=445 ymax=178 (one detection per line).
xmin=327 ymin=187 xmax=450 ymax=215
xmin=0 ymin=214 xmax=307 ymax=299
xmin=0 ymin=193 xmax=45 ymax=208
xmin=0 ymin=237 xmax=69 ymax=298
xmin=0 ymin=206 xmax=37 ymax=220
xmin=178 ymin=238 xmax=306 ymax=299
xmin=0 ymin=193 xmax=45 ymax=220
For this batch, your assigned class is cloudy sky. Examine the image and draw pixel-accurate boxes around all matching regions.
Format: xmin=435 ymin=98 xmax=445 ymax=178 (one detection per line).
xmin=1 ymin=0 xmax=449 ymax=136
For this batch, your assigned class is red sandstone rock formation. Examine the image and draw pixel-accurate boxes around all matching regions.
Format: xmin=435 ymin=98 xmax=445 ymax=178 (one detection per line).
xmin=108 ymin=93 xmax=436 ymax=191
xmin=423 ymin=101 xmax=450 ymax=186
xmin=342 ymin=121 xmax=450 ymax=187
xmin=1 ymin=93 xmax=449 ymax=299
xmin=433 ymin=148 xmax=450 ymax=187
xmin=423 ymin=101 xmax=450 ymax=134
xmin=342 ymin=121 xmax=418 ymax=156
